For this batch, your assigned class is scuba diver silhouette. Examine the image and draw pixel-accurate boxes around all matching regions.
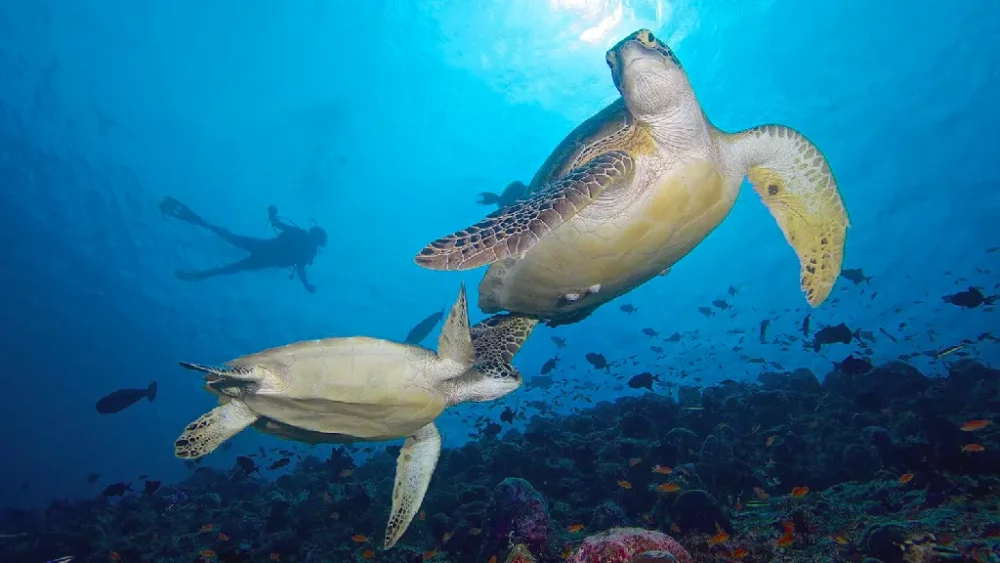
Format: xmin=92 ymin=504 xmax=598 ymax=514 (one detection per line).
xmin=160 ymin=197 xmax=327 ymax=293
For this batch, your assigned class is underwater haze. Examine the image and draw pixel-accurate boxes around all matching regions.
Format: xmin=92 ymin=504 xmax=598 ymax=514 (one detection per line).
xmin=2 ymin=0 xmax=1000 ymax=561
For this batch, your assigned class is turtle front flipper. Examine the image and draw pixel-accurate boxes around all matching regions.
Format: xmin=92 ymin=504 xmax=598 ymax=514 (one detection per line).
xmin=719 ymin=125 xmax=849 ymax=307
xmin=385 ymin=422 xmax=441 ymax=549
xmin=415 ymin=151 xmax=636 ymax=271
xmin=174 ymin=400 xmax=259 ymax=459
xmin=471 ymin=313 xmax=538 ymax=381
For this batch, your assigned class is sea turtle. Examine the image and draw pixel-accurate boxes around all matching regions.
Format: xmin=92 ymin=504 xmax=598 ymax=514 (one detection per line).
xmin=172 ymin=284 xmax=537 ymax=549
xmin=415 ymin=29 xmax=849 ymax=326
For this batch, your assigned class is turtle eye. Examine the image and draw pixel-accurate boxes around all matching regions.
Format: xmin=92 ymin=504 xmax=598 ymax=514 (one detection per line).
xmin=636 ymin=29 xmax=657 ymax=48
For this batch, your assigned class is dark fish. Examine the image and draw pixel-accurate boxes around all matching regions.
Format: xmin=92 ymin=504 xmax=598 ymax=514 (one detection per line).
xmin=840 ymin=268 xmax=872 ymax=285
xmin=877 ymin=327 xmax=897 ymax=343
xmin=86 ymin=473 xmax=100 ymax=484
xmin=833 ymin=354 xmax=872 ymax=375
xmin=697 ymin=306 xmax=714 ymax=317
xmin=585 ymin=353 xmax=609 ymax=372
xmin=551 ymin=336 xmax=566 ymax=348
xmin=540 ymin=356 xmax=559 ymax=374
xmin=728 ymin=285 xmax=738 ymax=296
xmin=943 ymin=287 xmax=995 ymax=309
xmin=627 ymin=372 xmax=657 ymax=391
xmin=925 ymin=342 xmax=969 ymax=360
xmin=267 ymin=457 xmax=291 ymax=471
xmin=405 ymin=308 xmax=444 ymax=344
xmin=650 ymin=345 xmax=664 ymax=354
xmin=499 ymin=406 xmax=516 ymax=424
xmin=95 ymin=382 xmax=157 ymax=414
xmin=620 ymin=303 xmax=637 ymax=314
xmin=477 ymin=180 xmax=527 ymax=208
xmin=812 ymin=323 xmax=857 ymax=351
xmin=641 ymin=328 xmax=658 ymax=337
xmin=481 ymin=421 xmax=503 ymax=438
xmin=236 ymin=456 xmax=258 ymax=474
xmin=137 ymin=474 xmax=148 ymax=480
xmin=142 ymin=480 xmax=161 ymax=495
xmin=711 ymin=299 xmax=731 ymax=310
xmin=802 ymin=314 xmax=811 ymax=337
xmin=665 ymin=332 xmax=682 ymax=343
xmin=759 ymin=319 xmax=770 ymax=344
xmin=101 ymin=482 xmax=132 ymax=497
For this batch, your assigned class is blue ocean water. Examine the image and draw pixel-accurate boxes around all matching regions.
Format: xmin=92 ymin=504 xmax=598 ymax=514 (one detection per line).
xmin=1 ymin=0 xmax=998 ymax=528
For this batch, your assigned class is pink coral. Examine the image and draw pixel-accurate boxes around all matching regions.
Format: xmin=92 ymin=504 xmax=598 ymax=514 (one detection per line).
xmin=567 ymin=527 xmax=693 ymax=563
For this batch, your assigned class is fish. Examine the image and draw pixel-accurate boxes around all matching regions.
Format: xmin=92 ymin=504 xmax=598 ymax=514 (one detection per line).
xmin=759 ymin=319 xmax=769 ymax=343
xmin=641 ymin=327 xmax=658 ymax=337
xmin=142 ymin=480 xmax=161 ymax=495
xmin=898 ymin=473 xmax=914 ymax=484
xmin=620 ymin=303 xmax=637 ymax=314
xmin=927 ymin=342 xmax=969 ymax=360
xmin=656 ymin=483 xmax=680 ymax=493
xmin=627 ymin=372 xmax=657 ymax=391
xmin=46 ymin=557 xmax=74 ymax=563
xmin=236 ymin=456 xmax=258 ymax=474
xmin=339 ymin=469 xmax=353 ymax=478
xmin=833 ymin=354 xmax=872 ymax=375
xmin=477 ymin=180 xmax=527 ymax=208
xmin=481 ymin=421 xmax=503 ymax=438
xmin=540 ymin=356 xmax=559 ymax=374
xmin=551 ymin=336 xmax=566 ymax=348
xmin=943 ymin=286 xmax=996 ymax=309
xmin=585 ymin=353 xmax=610 ymax=372
xmin=789 ymin=486 xmax=809 ymax=498
xmin=728 ymin=285 xmax=738 ymax=296
xmin=95 ymin=382 xmax=157 ymax=414
xmin=361 ymin=550 xmax=375 ymax=560
xmin=840 ymin=268 xmax=872 ymax=285
xmin=961 ymin=444 xmax=985 ymax=453
xmin=652 ymin=465 xmax=673 ymax=475
xmin=86 ymin=473 xmax=100 ymax=484
xmin=351 ymin=534 xmax=369 ymax=543
xmin=499 ymin=406 xmax=516 ymax=424
xmin=405 ymin=308 xmax=445 ymax=344
xmin=697 ymin=306 xmax=714 ymax=317
xmin=527 ymin=374 xmax=555 ymax=389
xmin=101 ymin=482 xmax=132 ymax=497
xmin=567 ymin=524 xmax=585 ymax=533
xmin=812 ymin=323 xmax=857 ymax=351
xmin=709 ymin=529 xmax=730 ymax=545
xmin=802 ymin=314 xmax=811 ymax=337
xmin=712 ymin=299 xmax=731 ymax=310
xmin=267 ymin=458 xmax=291 ymax=471
xmin=665 ymin=332 xmax=682 ymax=343
xmin=617 ymin=480 xmax=632 ymax=489
xmin=959 ymin=419 xmax=992 ymax=431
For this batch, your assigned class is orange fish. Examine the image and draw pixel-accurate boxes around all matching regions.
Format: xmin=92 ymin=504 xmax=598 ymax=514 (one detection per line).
xmin=790 ymin=486 xmax=809 ymax=498
xmin=656 ymin=483 xmax=680 ymax=493
xmin=629 ymin=457 xmax=643 ymax=467
xmin=442 ymin=531 xmax=454 ymax=544
xmin=776 ymin=535 xmax=793 ymax=547
xmin=422 ymin=548 xmax=437 ymax=560
xmin=753 ymin=486 xmax=769 ymax=501
xmin=782 ymin=521 xmax=795 ymax=535
xmin=488 ymin=557 xmax=498 ymax=563
xmin=469 ymin=527 xmax=482 ymax=535
xmin=269 ymin=553 xmax=280 ymax=561
xmin=829 ymin=534 xmax=850 ymax=545
xmin=731 ymin=548 xmax=748 ymax=558
xmin=339 ymin=469 xmax=354 ymax=478
xmin=351 ymin=534 xmax=368 ymax=543
xmin=962 ymin=444 xmax=985 ymax=452
xmin=651 ymin=465 xmax=673 ymax=474
xmin=960 ymin=419 xmax=992 ymax=431
xmin=200 ymin=524 xmax=216 ymax=533
xmin=765 ymin=436 xmax=776 ymax=447
xmin=898 ymin=473 xmax=914 ymax=484
xmin=567 ymin=524 xmax=585 ymax=533
xmin=617 ymin=480 xmax=632 ymax=489
xmin=217 ymin=532 xmax=230 ymax=542
xmin=362 ymin=550 xmax=375 ymax=560
xmin=200 ymin=550 xmax=217 ymax=559
xmin=708 ymin=529 xmax=729 ymax=545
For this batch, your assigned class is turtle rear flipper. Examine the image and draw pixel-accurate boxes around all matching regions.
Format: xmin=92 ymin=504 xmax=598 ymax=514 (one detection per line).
xmin=719 ymin=125 xmax=849 ymax=307
xmin=415 ymin=151 xmax=635 ymax=271
xmin=174 ymin=400 xmax=259 ymax=459
xmin=179 ymin=361 xmax=284 ymax=393
xmin=384 ymin=422 xmax=441 ymax=549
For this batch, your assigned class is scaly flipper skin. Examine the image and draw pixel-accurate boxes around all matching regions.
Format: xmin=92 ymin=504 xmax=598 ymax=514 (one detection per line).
xmin=174 ymin=400 xmax=259 ymax=458
xmin=471 ymin=313 xmax=538 ymax=380
xmin=719 ymin=125 xmax=849 ymax=306
xmin=385 ymin=422 xmax=441 ymax=549
xmin=415 ymin=151 xmax=636 ymax=271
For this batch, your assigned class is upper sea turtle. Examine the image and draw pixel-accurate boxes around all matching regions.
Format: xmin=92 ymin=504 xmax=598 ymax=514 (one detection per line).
xmin=415 ymin=29 xmax=849 ymax=326
xmin=172 ymin=284 xmax=537 ymax=548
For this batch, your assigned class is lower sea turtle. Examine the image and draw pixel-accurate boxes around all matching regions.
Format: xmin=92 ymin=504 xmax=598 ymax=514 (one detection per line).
xmin=172 ymin=284 xmax=536 ymax=548
xmin=415 ymin=29 xmax=849 ymax=326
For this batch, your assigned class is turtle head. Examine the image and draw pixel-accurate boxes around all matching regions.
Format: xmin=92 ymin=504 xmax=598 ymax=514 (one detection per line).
xmin=606 ymin=29 xmax=691 ymax=121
